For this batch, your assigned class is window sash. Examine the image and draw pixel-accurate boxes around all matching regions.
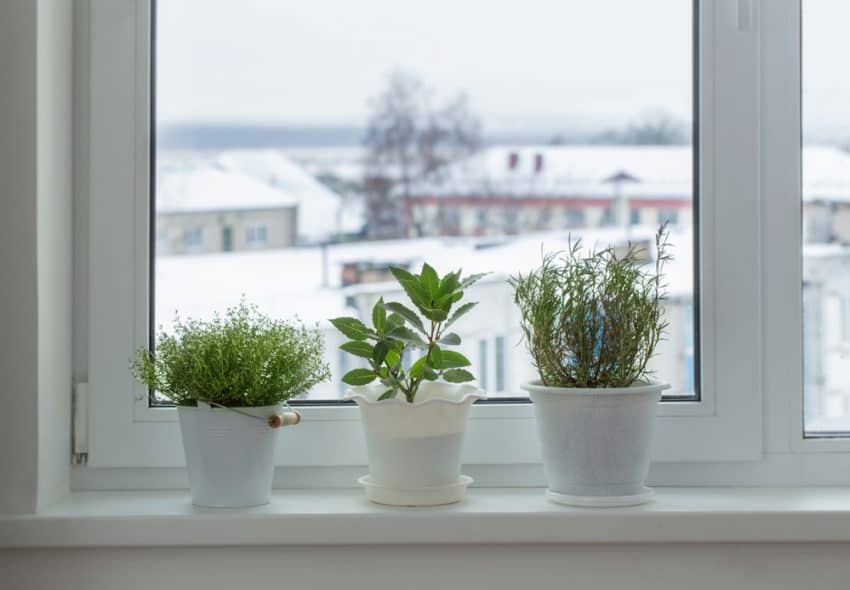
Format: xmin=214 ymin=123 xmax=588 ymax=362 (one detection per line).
xmin=83 ymin=0 xmax=773 ymax=475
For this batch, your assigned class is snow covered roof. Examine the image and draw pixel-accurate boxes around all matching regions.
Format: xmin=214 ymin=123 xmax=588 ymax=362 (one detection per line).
xmin=410 ymin=145 xmax=693 ymax=199
xmin=156 ymin=162 xmax=297 ymax=214
xmin=217 ymin=150 xmax=343 ymax=242
xmin=407 ymin=144 xmax=850 ymax=204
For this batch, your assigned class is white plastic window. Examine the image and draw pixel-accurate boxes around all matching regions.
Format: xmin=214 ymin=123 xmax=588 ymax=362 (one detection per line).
xmin=80 ymin=0 xmax=792 ymax=482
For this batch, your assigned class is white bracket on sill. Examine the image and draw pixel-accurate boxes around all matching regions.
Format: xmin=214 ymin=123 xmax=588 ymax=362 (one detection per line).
xmin=72 ymin=382 xmax=89 ymax=465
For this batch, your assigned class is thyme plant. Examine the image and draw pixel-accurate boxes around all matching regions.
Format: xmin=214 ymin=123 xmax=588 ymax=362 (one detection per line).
xmin=132 ymin=301 xmax=330 ymax=407
xmin=332 ymin=264 xmax=486 ymax=403
xmin=510 ymin=226 xmax=671 ymax=388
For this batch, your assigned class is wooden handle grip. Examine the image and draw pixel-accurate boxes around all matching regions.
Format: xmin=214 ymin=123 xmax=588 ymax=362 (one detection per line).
xmin=267 ymin=411 xmax=301 ymax=429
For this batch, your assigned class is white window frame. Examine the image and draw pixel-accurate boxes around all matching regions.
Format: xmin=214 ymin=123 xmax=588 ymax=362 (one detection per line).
xmin=78 ymin=0 xmax=846 ymax=486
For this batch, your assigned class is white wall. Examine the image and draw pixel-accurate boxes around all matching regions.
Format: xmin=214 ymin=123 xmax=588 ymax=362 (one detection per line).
xmin=3 ymin=543 xmax=850 ymax=590
xmin=0 ymin=0 xmax=40 ymax=516
xmin=0 ymin=0 xmax=73 ymax=514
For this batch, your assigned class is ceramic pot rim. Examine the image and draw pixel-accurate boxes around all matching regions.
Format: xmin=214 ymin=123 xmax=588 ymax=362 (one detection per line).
xmin=345 ymin=382 xmax=486 ymax=407
xmin=521 ymin=380 xmax=670 ymax=397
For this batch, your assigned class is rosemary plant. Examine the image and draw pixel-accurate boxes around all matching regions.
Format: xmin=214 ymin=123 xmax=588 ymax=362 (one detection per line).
xmin=131 ymin=301 xmax=330 ymax=407
xmin=332 ymin=263 xmax=486 ymax=403
xmin=510 ymin=226 xmax=671 ymax=388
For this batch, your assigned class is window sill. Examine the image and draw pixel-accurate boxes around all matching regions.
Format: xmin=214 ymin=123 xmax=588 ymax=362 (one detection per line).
xmin=5 ymin=487 xmax=850 ymax=548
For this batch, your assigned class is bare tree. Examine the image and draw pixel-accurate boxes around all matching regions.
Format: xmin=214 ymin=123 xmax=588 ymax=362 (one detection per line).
xmin=363 ymin=71 xmax=481 ymax=239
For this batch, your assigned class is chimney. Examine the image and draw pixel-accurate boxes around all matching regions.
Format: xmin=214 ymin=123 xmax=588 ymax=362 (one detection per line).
xmin=534 ymin=153 xmax=544 ymax=173
xmin=603 ymin=170 xmax=640 ymax=231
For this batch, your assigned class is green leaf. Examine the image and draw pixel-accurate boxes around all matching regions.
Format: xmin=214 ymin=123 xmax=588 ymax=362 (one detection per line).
xmin=382 ymin=301 xmax=426 ymax=334
xmin=386 ymin=313 xmax=405 ymax=331
xmin=436 ymin=290 xmax=463 ymax=309
xmin=445 ymin=302 xmax=477 ymax=328
xmin=443 ymin=368 xmax=475 ymax=383
xmin=438 ymin=271 xmax=461 ymax=297
xmin=429 ymin=345 xmax=443 ymax=369
xmin=385 ymin=349 xmax=401 ymax=369
xmin=372 ymin=298 xmax=387 ymax=333
xmin=377 ymin=389 xmax=397 ymax=401
xmin=386 ymin=326 xmax=428 ymax=348
xmin=419 ymin=306 xmax=449 ymax=323
xmin=459 ymin=272 xmax=488 ymax=290
xmin=389 ymin=266 xmax=417 ymax=283
xmin=330 ymin=317 xmax=371 ymax=341
xmin=410 ymin=356 xmax=427 ymax=379
xmin=422 ymin=364 xmax=439 ymax=380
xmin=397 ymin=278 xmax=431 ymax=313
xmin=436 ymin=350 xmax=471 ymax=369
xmin=342 ymin=368 xmax=377 ymax=386
xmin=373 ymin=340 xmax=390 ymax=365
xmin=339 ymin=341 xmax=374 ymax=358
xmin=420 ymin=263 xmax=440 ymax=299
xmin=439 ymin=332 xmax=461 ymax=346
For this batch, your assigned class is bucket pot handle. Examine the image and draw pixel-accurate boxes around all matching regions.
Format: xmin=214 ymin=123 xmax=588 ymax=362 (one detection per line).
xmin=201 ymin=400 xmax=302 ymax=429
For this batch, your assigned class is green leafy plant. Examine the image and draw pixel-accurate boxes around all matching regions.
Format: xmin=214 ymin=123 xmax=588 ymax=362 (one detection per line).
xmin=510 ymin=226 xmax=671 ymax=388
xmin=131 ymin=301 xmax=330 ymax=407
xmin=331 ymin=263 xmax=486 ymax=403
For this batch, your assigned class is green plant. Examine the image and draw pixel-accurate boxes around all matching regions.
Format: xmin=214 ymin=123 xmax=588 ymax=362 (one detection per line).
xmin=131 ymin=301 xmax=330 ymax=407
xmin=510 ymin=226 xmax=671 ymax=388
xmin=331 ymin=263 xmax=486 ymax=403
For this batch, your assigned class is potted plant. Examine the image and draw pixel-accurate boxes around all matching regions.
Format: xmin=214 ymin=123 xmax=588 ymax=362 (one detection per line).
xmin=512 ymin=227 xmax=671 ymax=507
xmin=332 ymin=264 xmax=487 ymax=506
xmin=132 ymin=302 xmax=330 ymax=507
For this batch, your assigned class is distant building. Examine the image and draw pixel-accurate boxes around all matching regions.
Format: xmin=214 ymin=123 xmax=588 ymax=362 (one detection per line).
xmin=217 ymin=150 xmax=356 ymax=243
xmin=804 ymin=244 xmax=850 ymax=429
xmin=802 ymin=147 xmax=850 ymax=245
xmin=398 ymin=145 xmax=850 ymax=243
xmin=156 ymin=150 xmax=353 ymax=256
xmin=156 ymin=164 xmax=298 ymax=255
xmin=403 ymin=146 xmax=694 ymax=237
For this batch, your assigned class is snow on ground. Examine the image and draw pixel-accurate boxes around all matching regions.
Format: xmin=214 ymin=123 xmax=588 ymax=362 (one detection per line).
xmin=155 ymin=226 xmax=694 ymax=329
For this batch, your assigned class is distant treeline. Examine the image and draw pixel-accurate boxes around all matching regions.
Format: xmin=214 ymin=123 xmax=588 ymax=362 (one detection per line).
xmin=156 ymin=118 xmax=692 ymax=151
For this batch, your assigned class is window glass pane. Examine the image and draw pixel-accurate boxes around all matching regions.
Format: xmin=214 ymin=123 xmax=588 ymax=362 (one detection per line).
xmin=154 ymin=0 xmax=696 ymax=401
xmin=803 ymin=0 xmax=850 ymax=433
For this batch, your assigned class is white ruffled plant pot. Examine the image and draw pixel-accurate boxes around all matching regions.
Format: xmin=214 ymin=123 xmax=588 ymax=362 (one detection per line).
xmin=346 ymin=381 xmax=485 ymax=507
xmin=522 ymin=381 xmax=670 ymax=508
xmin=177 ymin=402 xmax=283 ymax=508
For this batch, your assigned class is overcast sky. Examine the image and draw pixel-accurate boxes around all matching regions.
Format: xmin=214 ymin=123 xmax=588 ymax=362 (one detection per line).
xmin=156 ymin=0 xmax=849 ymax=139
xmin=156 ymin=0 xmax=692 ymax=131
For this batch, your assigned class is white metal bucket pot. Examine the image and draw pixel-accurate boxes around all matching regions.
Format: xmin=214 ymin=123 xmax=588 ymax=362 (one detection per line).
xmin=346 ymin=382 xmax=485 ymax=506
xmin=177 ymin=402 xmax=293 ymax=508
xmin=522 ymin=381 xmax=669 ymax=507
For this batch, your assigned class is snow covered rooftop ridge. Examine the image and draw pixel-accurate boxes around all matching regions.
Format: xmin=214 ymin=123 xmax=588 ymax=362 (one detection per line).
xmin=156 ymin=161 xmax=298 ymax=214
xmin=405 ymin=144 xmax=850 ymax=203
